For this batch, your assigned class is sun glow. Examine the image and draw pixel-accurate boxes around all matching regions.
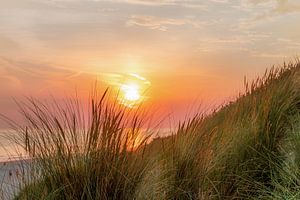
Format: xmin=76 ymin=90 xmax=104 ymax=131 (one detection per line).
xmin=116 ymin=73 xmax=151 ymax=108
xmin=121 ymin=83 xmax=141 ymax=102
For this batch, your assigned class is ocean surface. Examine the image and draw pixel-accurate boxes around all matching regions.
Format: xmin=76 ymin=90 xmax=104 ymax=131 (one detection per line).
xmin=0 ymin=130 xmax=27 ymax=162
xmin=0 ymin=130 xmax=30 ymax=199
xmin=0 ymin=128 xmax=173 ymax=162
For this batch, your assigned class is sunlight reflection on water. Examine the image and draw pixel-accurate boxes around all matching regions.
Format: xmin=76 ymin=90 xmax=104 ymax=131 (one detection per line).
xmin=0 ymin=128 xmax=173 ymax=162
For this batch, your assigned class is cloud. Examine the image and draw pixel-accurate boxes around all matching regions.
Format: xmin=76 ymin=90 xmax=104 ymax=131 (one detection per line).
xmin=40 ymin=0 xmax=206 ymax=8
xmin=82 ymin=0 xmax=206 ymax=8
xmin=197 ymin=37 xmax=253 ymax=53
xmin=0 ymin=71 xmax=22 ymax=92
xmin=251 ymin=52 xmax=287 ymax=58
xmin=115 ymin=0 xmax=176 ymax=6
xmin=209 ymin=0 xmax=229 ymax=3
xmin=249 ymin=0 xmax=300 ymax=20
xmin=0 ymin=35 xmax=19 ymax=49
xmin=126 ymin=15 xmax=200 ymax=31
xmin=234 ymin=0 xmax=300 ymax=30
xmin=272 ymin=0 xmax=300 ymax=14
xmin=0 ymin=57 xmax=81 ymax=81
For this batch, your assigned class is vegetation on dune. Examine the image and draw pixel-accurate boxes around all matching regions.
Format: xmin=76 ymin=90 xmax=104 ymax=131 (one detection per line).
xmin=4 ymin=90 xmax=151 ymax=200
xmin=204 ymin=64 xmax=300 ymax=199
xmin=2 ymin=62 xmax=300 ymax=199
xmin=138 ymin=62 xmax=300 ymax=199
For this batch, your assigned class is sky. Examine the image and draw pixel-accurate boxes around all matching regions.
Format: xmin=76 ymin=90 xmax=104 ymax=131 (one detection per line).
xmin=1 ymin=0 xmax=300 ymax=128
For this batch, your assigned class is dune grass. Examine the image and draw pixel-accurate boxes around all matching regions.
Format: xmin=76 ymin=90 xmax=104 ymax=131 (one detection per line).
xmin=2 ymin=62 xmax=300 ymax=199
xmin=5 ymin=90 xmax=151 ymax=200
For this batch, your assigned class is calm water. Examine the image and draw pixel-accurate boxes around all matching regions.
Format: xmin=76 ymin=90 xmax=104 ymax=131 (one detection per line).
xmin=0 ymin=130 xmax=27 ymax=162
xmin=0 ymin=128 xmax=173 ymax=162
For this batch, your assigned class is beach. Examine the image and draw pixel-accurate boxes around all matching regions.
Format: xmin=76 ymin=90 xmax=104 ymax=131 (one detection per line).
xmin=0 ymin=159 xmax=30 ymax=200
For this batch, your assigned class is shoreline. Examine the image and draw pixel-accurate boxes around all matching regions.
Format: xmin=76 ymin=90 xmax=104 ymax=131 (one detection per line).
xmin=0 ymin=159 xmax=31 ymax=200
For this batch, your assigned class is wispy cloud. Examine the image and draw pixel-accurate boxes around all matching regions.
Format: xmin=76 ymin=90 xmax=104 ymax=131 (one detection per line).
xmin=126 ymin=15 xmax=200 ymax=31
xmin=251 ymin=52 xmax=287 ymax=58
xmin=42 ymin=0 xmax=205 ymax=8
xmin=209 ymin=0 xmax=229 ymax=3
xmin=114 ymin=0 xmax=177 ymax=6
xmin=86 ymin=0 xmax=206 ymax=8
xmin=0 ymin=57 xmax=81 ymax=81
xmin=249 ymin=0 xmax=300 ymax=20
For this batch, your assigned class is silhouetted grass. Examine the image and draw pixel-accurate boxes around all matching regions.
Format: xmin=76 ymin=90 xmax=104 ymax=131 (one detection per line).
xmin=4 ymin=90 xmax=151 ymax=200
xmin=2 ymin=62 xmax=300 ymax=199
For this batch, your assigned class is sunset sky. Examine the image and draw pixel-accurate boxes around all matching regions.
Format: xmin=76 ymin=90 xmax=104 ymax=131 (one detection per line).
xmin=1 ymin=0 xmax=300 ymax=127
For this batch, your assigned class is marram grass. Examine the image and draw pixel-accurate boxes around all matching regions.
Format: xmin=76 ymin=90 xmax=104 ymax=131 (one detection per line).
xmin=2 ymin=62 xmax=300 ymax=199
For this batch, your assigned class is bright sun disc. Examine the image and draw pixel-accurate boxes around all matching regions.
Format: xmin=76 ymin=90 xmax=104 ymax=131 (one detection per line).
xmin=121 ymin=83 xmax=141 ymax=102
xmin=115 ymin=73 xmax=150 ymax=108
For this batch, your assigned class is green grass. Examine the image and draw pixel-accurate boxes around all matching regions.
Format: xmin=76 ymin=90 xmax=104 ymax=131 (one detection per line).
xmin=2 ymin=62 xmax=300 ymax=199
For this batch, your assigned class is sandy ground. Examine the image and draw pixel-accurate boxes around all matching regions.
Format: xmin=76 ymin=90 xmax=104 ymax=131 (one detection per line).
xmin=0 ymin=160 xmax=30 ymax=200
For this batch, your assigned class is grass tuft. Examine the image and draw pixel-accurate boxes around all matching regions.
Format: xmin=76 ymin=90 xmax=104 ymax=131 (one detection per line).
xmin=1 ymin=62 xmax=300 ymax=199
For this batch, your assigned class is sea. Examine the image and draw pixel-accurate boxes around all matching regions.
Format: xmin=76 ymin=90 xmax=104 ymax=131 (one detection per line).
xmin=0 ymin=130 xmax=28 ymax=162
xmin=0 ymin=128 xmax=174 ymax=162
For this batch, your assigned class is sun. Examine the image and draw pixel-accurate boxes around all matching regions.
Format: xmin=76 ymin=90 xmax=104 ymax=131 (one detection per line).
xmin=121 ymin=83 xmax=141 ymax=102
xmin=115 ymin=73 xmax=151 ymax=108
